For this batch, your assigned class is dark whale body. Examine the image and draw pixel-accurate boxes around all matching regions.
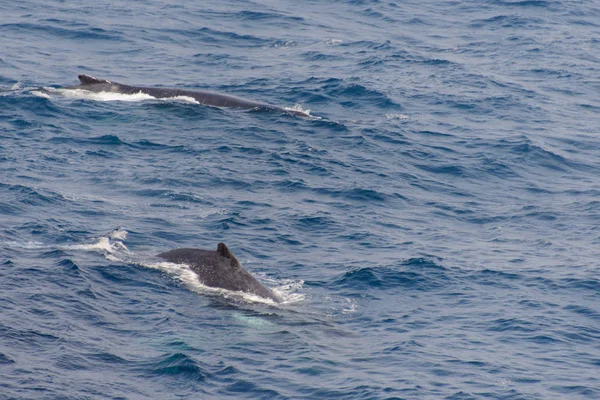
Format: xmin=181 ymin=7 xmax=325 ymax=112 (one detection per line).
xmin=65 ymin=75 xmax=309 ymax=117
xmin=157 ymin=243 xmax=282 ymax=303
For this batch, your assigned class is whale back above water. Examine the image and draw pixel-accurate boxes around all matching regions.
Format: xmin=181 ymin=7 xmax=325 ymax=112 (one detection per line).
xmin=65 ymin=75 xmax=309 ymax=117
xmin=157 ymin=243 xmax=282 ymax=302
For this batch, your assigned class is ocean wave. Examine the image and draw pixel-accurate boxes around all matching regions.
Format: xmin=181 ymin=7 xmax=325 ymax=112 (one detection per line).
xmin=334 ymin=258 xmax=449 ymax=291
xmin=0 ymin=22 xmax=123 ymax=41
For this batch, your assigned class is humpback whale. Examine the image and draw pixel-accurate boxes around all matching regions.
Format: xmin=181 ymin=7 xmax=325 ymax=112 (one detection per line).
xmin=157 ymin=243 xmax=282 ymax=303
xmin=64 ymin=75 xmax=309 ymax=117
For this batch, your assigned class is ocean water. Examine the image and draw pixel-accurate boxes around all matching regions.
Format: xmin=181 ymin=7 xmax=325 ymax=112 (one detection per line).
xmin=1 ymin=0 xmax=599 ymax=398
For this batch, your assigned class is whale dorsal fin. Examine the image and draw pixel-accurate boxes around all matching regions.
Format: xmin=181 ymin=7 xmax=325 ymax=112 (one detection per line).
xmin=78 ymin=75 xmax=110 ymax=85
xmin=217 ymin=243 xmax=234 ymax=259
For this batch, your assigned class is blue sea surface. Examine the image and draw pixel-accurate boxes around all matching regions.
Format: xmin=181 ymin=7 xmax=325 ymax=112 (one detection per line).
xmin=1 ymin=0 xmax=600 ymax=399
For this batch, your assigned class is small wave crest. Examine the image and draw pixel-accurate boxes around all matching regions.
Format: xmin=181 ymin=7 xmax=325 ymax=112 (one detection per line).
xmin=141 ymin=352 xmax=206 ymax=382
xmin=334 ymin=258 xmax=448 ymax=292
xmin=385 ymin=113 xmax=409 ymax=120
xmin=283 ymin=103 xmax=312 ymax=117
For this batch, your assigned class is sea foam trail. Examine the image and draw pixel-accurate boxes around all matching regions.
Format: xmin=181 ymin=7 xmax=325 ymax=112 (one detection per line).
xmin=55 ymin=88 xmax=157 ymax=102
xmin=34 ymin=87 xmax=197 ymax=103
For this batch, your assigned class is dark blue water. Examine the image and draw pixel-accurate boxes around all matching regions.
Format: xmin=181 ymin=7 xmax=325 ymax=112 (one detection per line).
xmin=2 ymin=1 xmax=600 ymax=398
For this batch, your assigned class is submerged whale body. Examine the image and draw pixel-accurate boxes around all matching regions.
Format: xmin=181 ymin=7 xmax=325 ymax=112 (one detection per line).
xmin=65 ymin=75 xmax=309 ymax=117
xmin=157 ymin=243 xmax=282 ymax=303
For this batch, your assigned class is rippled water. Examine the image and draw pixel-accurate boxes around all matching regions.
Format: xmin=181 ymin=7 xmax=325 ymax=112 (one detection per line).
xmin=1 ymin=0 xmax=599 ymax=399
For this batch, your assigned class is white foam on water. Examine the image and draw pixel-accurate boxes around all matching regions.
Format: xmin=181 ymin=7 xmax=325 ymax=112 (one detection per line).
xmin=31 ymin=90 xmax=51 ymax=99
xmin=166 ymin=95 xmax=200 ymax=104
xmin=4 ymin=241 xmax=46 ymax=250
xmin=284 ymin=103 xmax=311 ymax=116
xmin=271 ymin=279 xmax=304 ymax=304
xmin=342 ymin=298 xmax=359 ymax=314
xmin=64 ymin=228 xmax=130 ymax=254
xmin=109 ymin=228 xmax=128 ymax=241
xmin=232 ymin=312 xmax=276 ymax=329
xmin=50 ymin=88 xmax=199 ymax=105
xmin=267 ymin=40 xmax=297 ymax=49
xmin=55 ymin=88 xmax=155 ymax=102
xmin=262 ymin=276 xmax=305 ymax=304
xmin=145 ymin=261 xmax=202 ymax=289
xmin=385 ymin=113 xmax=409 ymax=120
xmin=65 ymin=236 xmax=129 ymax=253
xmin=324 ymin=38 xmax=343 ymax=45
